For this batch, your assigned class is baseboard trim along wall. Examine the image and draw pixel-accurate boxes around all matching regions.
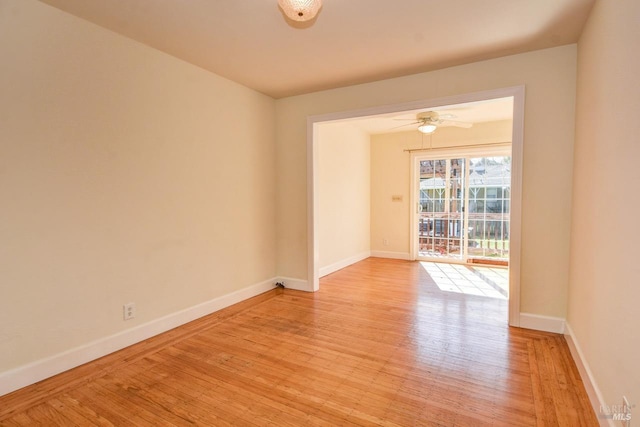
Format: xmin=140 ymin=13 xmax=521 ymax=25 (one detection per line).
xmin=0 ymin=278 xmax=278 ymax=397
xmin=276 ymin=277 xmax=309 ymax=292
xmin=319 ymin=251 xmax=371 ymax=278
xmin=516 ymin=315 xmax=608 ymax=423
xmin=519 ymin=313 xmax=566 ymax=334
xmin=564 ymin=323 xmax=611 ymax=427
xmin=369 ymin=251 xmax=411 ymax=260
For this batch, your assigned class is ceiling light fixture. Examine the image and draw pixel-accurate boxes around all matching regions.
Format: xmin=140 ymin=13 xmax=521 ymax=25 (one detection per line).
xmin=278 ymin=0 xmax=323 ymax=22
xmin=418 ymin=124 xmax=437 ymax=134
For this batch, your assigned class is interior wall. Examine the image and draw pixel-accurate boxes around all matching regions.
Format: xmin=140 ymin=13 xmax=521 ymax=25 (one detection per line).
xmin=370 ymin=120 xmax=513 ymax=257
xmin=0 ymin=0 xmax=276 ymax=373
xmin=317 ymin=123 xmax=370 ymax=274
xmin=276 ymin=45 xmax=577 ymax=318
xmin=569 ymin=0 xmax=640 ymax=412
xmin=369 ymin=133 xmax=412 ymax=257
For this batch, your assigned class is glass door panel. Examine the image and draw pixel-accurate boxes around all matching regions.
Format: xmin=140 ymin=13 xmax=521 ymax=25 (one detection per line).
xmin=416 ymin=154 xmax=511 ymax=264
xmin=467 ymin=156 xmax=511 ymax=262
xmin=418 ymin=158 xmax=465 ymax=260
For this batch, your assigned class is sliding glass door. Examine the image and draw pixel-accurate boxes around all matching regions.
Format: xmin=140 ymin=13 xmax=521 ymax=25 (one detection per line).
xmin=415 ymin=150 xmax=511 ymax=264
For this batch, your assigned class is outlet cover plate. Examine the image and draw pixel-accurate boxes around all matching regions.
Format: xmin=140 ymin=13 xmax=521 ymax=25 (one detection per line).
xmin=123 ymin=303 xmax=136 ymax=320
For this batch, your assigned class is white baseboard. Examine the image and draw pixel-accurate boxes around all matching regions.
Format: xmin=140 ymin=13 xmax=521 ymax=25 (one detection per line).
xmin=0 ymin=278 xmax=278 ymax=397
xmin=370 ymin=251 xmax=411 ymax=260
xmin=519 ymin=313 xmax=566 ymax=334
xmin=564 ymin=323 xmax=612 ymax=427
xmin=319 ymin=251 xmax=370 ymax=277
xmin=276 ymin=276 xmax=310 ymax=292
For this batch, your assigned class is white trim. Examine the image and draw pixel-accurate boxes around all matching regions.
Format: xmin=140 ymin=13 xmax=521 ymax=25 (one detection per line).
xmin=319 ymin=251 xmax=370 ymax=277
xmin=277 ymin=276 xmax=311 ymax=292
xmin=409 ymin=153 xmax=419 ymax=261
xmin=565 ymin=323 xmax=612 ymax=427
xmin=0 ymin=278 xmax=277 ymax=397
xmin=370 ymin=251 xmax=412 ymax=260
xmin=308 ymin=85 xmax=525 ymax=327
xmin=519 ymin=313 xmax=566 ymax=334
xmin=307 ymin=117 xmax=320 ymax=292
xmin=508 ymin=86 xmax=525 ymax=328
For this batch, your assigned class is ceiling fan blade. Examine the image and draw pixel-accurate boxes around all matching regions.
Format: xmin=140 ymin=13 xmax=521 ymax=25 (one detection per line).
xmin=437 ymin=113 xmax=457 ymax=120
xmin=389 ymin=121 xmax=420 ymax=130
xmin=439 ymin=120 xmax=472 ymax=128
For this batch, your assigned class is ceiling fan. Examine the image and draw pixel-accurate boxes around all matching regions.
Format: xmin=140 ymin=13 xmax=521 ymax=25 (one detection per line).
xmin=395 ymin=111 xmax=473 ymax=134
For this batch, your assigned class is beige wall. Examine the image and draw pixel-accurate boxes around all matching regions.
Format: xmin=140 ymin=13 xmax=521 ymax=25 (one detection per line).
xmin=0 ymin=0 xmax=276 ymax=372
xmin=370 ymin=120 xmax=513 ymax=256
xmin=569 ymin=0 xmax=640 ymax=412
xmin=317 ymin=123 xmax=370 ymax=271
xmin=370 ymin=133 xmax=412 ymax=256
xmin=276 ymin=45 xmax=577 ymax=318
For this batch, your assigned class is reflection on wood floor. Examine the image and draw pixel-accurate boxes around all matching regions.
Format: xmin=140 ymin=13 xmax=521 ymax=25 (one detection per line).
xmin=0 ymin=257 xmax=598 ymax=426
xmin=419 ymin=261 xmax=509 ymax=299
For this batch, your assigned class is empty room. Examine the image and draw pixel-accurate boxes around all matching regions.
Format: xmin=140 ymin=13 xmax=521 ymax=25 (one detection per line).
xmin=1 ymin=0 xmax=638 ymax=425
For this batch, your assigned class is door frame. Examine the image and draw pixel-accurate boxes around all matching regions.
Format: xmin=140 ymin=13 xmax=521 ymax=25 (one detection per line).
xmin=307 ymin=86 xmax=525 ymax=327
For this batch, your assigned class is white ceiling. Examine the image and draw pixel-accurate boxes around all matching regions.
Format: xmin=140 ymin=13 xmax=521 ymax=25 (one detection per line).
xmin=38 ymin=0 xmax=595 ymax=99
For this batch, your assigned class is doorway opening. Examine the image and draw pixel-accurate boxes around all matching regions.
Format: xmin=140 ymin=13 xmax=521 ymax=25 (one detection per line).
xmin=308 ymin=86 xmax=524 ymax=327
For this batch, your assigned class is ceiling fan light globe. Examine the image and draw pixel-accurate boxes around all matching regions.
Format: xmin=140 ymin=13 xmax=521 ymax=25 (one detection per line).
xmin=418 ymin=124 xmax=437 ymax=134
xmin=278 ymin=0 xmax=323 ymax=22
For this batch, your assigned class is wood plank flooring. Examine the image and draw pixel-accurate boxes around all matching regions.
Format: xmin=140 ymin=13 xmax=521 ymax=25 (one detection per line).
xmin=0 ymin=258 xmax=598 ymax=426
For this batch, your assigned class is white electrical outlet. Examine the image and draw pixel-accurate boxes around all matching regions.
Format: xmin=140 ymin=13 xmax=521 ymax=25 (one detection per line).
xmin=383 ymin=238 xmax=389 ymax=246
xmin=123 ymin=302 xmax=136 ymax=320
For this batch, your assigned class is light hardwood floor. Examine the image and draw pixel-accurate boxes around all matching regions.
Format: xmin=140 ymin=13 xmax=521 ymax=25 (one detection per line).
xmin=0 ymin=258 xmax=598 ymax=426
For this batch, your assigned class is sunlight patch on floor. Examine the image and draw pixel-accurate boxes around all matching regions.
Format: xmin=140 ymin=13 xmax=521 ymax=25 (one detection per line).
xmin=419 ymin=262 xmax=508 ymax=300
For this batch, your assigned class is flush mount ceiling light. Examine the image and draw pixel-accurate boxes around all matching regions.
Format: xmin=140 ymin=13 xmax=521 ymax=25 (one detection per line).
xmin=278 ymin=0 xmax=323 ymax=22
